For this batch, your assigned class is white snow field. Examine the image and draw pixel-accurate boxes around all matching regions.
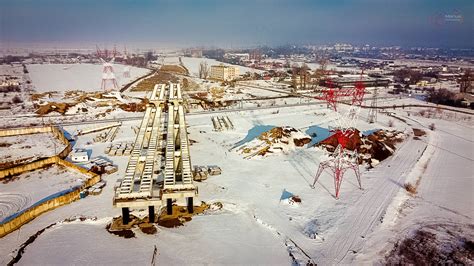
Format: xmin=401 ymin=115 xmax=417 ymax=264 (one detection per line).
xmin=0 ymin=133 xmax=66 ymax=166
xmin=167 ymin=56 xmax=262 ymax=77
xmin=0 ymin=97 xmax=472 ymax=264
xmin=357 ymin=108 xmax=474 ymax=263
xmin=27 ymin=64 xmax=151 ymax=92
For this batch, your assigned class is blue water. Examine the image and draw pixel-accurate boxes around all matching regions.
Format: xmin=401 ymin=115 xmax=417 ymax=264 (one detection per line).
xmin=362 ymin=129 xmax=380 ymax=136
xmin=305 ymin=125 xmax=332 ymax=147
xmin=233 ymin=125 xmax=276 ymax=148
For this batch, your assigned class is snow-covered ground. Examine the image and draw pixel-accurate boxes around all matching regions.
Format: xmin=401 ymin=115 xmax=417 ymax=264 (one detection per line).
xmin=163 ymin=56 xmax=262 ymax=77
xmin=0 ymin=94 xmax=472 ymax=264
xmin=0 ymin=133 xmax=66 ymax=166
xmin=27 ymin=64 xmax=150 ymax=92
xmin=357 ymin=108 xmax=474 ymax=263
xmin=0 ymin=164 xmax=88 ymax=221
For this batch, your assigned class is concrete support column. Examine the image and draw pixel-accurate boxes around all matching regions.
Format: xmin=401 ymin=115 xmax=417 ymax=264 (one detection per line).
xmin=148 ymin=206 xmax=155 ymax=223
xmin=187 ymin=197 xmax=194 ymax=214
xmin=167 ymin=198 xmax=173 ymax=215
xmin=122 ymin=207 xmax=130 ymax=225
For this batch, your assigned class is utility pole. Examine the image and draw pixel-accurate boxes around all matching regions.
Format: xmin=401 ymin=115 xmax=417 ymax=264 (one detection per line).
xmin=367 ymin=85 xmax=378 ymax=123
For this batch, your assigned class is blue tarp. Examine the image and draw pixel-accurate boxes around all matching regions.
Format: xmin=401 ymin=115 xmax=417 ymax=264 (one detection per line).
xmin=232 ymin=125 xmax=276 ymax=149
xmin=0 ymin=185 xmax=81 ymax=225
xmin=280 ymin=189 xmax=294 ymax=201
xmin=305 ymin=125 xmax=332 ymax=147
xmin=362 ymin=129 xmax=380 ymax=136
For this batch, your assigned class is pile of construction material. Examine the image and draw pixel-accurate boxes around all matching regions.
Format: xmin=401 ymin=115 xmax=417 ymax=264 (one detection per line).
xmin=80 ymin=180 xmax=106 ymax=198
xmin=212 ymin=116 xmax=234 ymax=131
xmin=83 ymin=157 xmax=118 ymax=175
xmin=237 ymin=126 xmax=311 ymax=159
xmin=105 ymin=142 xmax=134 ymax=156
xmin=316 ymin=129 xmax=405 ymax=168
xmin=193 ymin=165 xmax=222 ymax=181
xmin=88 ymin=180 xmax=107 ymax=195
xmin=78 ymin=122 xmax=121 ymax=135
xmin=93 ymin=125 xmax=120 ymax=143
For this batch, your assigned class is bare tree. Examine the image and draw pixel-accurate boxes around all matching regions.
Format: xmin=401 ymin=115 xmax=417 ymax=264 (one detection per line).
xmin=459 ymin=69 xmax=472 ymax=93
xmin=300 ymin=63 xmax=309 ymax=89
xmin=291 ymin=63 xmax=300 ymax=91
xmin=199 ymin=61 xmax=209 ymax=79
xmin=318 ymin=57 xmax=328 ymax=73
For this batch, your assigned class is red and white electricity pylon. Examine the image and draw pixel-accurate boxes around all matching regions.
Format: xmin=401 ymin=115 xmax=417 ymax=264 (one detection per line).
xmin=311 ymin=71 xmax=366 ymax=199
xmin=97 ymin=45 xmax=119 ymax=91
xmin=123 ymin=46 xmax=131 ymax=78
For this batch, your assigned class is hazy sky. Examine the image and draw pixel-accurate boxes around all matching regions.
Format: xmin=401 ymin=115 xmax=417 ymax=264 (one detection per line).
xmin=1 ymin=0 xmax=473 ymax=48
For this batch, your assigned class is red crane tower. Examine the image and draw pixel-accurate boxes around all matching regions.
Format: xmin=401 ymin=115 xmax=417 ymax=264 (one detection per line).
xmin=311 ymin=71 xmax=366 ymax=199
xmin=96 ymin=45 xmax=119 ymax=91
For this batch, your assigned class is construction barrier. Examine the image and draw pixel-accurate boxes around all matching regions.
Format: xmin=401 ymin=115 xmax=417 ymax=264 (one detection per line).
xmin=0 ymin=126 xmax=72 ymax=179
xmin=0 ymin=159 xmax=100 ymax=238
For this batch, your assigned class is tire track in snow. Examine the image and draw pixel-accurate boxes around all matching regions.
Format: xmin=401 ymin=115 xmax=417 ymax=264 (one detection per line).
xmin=252 ymin=213 xmax=316 ymax=265
xmin=0 ymin=193 xmax=31 ymax=221
xmin=319 ymin=136 xmax=427 ymax=264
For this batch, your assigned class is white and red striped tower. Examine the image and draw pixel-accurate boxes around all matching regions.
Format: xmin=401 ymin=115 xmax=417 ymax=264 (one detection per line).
xmin=311 ymin=70 xmax=366 ymax=199
xmin=97 ymin=45 xmax=119 ymax=91
xmin=123 ymin=46 xmax=131 ymax=78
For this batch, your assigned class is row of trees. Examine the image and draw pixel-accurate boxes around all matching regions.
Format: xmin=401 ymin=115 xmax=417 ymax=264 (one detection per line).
xmin=290 ymin=58 xmax=331 ymax=90
xmin=426 ymin=88 xmax=468 ymax=108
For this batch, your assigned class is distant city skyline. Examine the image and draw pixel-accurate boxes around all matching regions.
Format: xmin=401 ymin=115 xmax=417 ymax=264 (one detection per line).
xmin=1 ymin=0 xmax=473 ymax=49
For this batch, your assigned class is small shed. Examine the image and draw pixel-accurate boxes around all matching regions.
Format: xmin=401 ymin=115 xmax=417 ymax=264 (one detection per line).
xmin=71 ymin=150 xmax=89 ymax=162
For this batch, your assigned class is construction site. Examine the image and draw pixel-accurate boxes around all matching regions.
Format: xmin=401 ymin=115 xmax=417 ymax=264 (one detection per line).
xmin=113 ymin=83 xmax=197 ymax=225
xmin=0 ymin=40 xmax=473 ymax=264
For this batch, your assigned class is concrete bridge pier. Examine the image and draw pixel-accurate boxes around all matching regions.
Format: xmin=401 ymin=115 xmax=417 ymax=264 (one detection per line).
xmin=148 ymin=206 xmax=155 ymax=223
xmin=187 ymin=197 xmax=193 ymax=213
xmin=122 ymin=207 xmax=130 ymax=225
xmin=167 ymin=198 xmax=173 ymax=215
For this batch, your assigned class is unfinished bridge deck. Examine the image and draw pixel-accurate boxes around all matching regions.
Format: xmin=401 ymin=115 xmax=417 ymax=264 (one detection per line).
xmin=113 ymin=83 xmax=197 ymax=223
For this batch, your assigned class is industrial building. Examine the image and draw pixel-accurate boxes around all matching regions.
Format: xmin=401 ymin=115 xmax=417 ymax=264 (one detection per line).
xmin=210 ymin=64 xmax=239 ymax=81
xmin=321 ymin=75 xmax=390 ymax=88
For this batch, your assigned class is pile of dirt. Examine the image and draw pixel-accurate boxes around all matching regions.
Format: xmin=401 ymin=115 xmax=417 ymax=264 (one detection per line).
xmin=160 ymin=65 xmax=189 ymax=75
xmin=107 ymin=202 xmax=211 ymax=236
xmin=239 ymin=126 xmax=311 ymax=158
xmin=412 ymin=128 xmax=426 ymax=137
xmin=35 ymin=102 xmax=72 ymax=115
xmin=118 ymin=98 xmax=149 ymax=112
xmin=317 ymin=129 xmax=404 ymax=168
xmin=139 ymin=223 xmax=158 ymax=235
xmin=132 ymin=71 xmax=179 ymax=91
xmin=157 ymin=202 xmax=209 ymax=228
xmin=106 ymin=215 xmax=143 ymax=238
xmin=106 ymin=223 xmax=135 ymax=238
xmin=259 ymin=127 xmax=311 ymax=147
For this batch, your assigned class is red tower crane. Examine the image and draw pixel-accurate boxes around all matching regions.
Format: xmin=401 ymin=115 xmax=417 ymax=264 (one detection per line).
xmin=311 ymin=70 xmax=366 ymax=199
